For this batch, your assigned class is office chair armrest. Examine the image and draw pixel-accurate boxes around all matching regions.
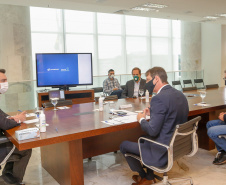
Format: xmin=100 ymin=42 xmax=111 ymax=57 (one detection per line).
xmin=219 ymin=135 xmax=226 ymax=139
xmin=138 ymin=136 xmax=169 ymax=149
xmin=0 ymin=136 xmax=10 ymax=144
xmin=138 ymin=136 xmax=172 ymax=173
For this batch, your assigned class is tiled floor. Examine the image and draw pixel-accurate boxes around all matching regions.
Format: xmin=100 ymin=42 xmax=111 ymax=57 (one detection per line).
xmin=2 ymin=148 xmax=226 ymax=185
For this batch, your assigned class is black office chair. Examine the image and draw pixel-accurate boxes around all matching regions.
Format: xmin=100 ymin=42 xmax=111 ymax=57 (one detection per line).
xmin=206 ymin=84 xmax=219 ymax=89
xmin=194 ymin=79 xmax=205 ymax=89
xmin=0 ymin=136 xmax=25 ymax=184
xmin=182 ymin=87 xmax=197 ymax=92
xmin=121 ymin=85 xmax=126 ymax=91
xmin=125 ymin=116 xmax=201 ymax=185
xmin=92 ymin=87 xmax=103 ymax=93
xmin=183 ymin=80 xmax=193 ymax=87
xmin=104 ymin=95 xmax=118 ymax=101
xmin=172 ymin=81 xmax=182 ymax=89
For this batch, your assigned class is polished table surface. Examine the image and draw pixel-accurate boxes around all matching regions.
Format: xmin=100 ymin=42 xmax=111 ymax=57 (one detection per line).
xmin=5 ymin=87 xmax=226 ymax=185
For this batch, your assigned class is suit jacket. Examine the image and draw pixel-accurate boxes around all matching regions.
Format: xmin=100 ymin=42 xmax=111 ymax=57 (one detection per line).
xmin=122 ymin=79 xmax=146 ymax=98
xmin=140 ymin=85 xmax=189 ymax=167
xmin=0 ymin=109 xmax=20 ymax=162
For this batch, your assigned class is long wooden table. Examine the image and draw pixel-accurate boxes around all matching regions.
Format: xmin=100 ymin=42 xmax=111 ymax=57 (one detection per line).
xmin=5 ymin=87 xmax=226 ymax=185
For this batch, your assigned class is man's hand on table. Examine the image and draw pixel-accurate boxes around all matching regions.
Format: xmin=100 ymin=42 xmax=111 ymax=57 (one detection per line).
xmin=8 ymin=111 xmax=27 ymax=123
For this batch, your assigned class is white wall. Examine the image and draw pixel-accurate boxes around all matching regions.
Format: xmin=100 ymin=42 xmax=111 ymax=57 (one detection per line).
xmin=221 ymin=25 xmax=226 ymax=87
xmin=201 ymin=23 xmax=222 ymax=86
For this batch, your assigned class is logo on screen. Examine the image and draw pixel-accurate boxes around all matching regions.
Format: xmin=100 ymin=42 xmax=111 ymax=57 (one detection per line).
xmin=61 ymin=67 xmax=70 ymax=72
xmin=47 ymin=68 xmax=59 ymax=71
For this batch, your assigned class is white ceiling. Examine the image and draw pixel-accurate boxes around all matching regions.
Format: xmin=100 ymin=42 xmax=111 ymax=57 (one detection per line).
xmin=1 ymin=0 xmax=226 ymax=24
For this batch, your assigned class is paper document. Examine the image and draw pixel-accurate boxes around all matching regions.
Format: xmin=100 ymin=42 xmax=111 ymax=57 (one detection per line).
xmin=194 ymin=103 xmax=211 ymax=107
xmin=26 ymin=113 xmax=36 ymax=117
xmin=23 ymin=119 xmax=39 ymax=124
xmin=57 ymin=106 xmax=70 ymax=110
xmin=119 ymin=104 xmax=133 ymax=109
xmin=103 ymin=111 xmax=138 ymax=125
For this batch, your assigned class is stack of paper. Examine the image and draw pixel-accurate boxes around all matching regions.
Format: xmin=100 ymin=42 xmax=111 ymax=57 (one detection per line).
xmin=119 ymin=104 xmax=133 ymax=109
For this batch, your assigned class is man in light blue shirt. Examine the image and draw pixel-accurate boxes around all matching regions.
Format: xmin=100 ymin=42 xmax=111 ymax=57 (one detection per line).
xmin=103 ymin=69 xmax=122 ymax=99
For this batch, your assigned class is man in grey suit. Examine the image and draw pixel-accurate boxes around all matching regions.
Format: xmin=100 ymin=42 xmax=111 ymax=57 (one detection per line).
xmin=0 ymin=69 xmax=32 ymax=185
xmin=120 ymin=67 xmax=189 ymax=185
xmin=122 ymin=67 xmax=147 ymax=98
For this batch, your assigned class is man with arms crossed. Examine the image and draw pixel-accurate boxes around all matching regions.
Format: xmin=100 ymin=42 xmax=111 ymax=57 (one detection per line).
xmin=0 ymin=69 xmax=32 ymax=185
xmin=120 ymin=67 xmax=189 ymax=185
xmin=122 ymin=67 xmax=147 ymax=98
xmin=103 ymin=69 xmax=123 ymax=99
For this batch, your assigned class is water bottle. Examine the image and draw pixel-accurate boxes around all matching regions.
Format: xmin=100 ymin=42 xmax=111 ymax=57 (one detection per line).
xmin=99 ymin=96 xmax=104 ymax=111
xmin=39 ymin=110 xmax=46 ymax=132
xmin=145 ymin=90 xmax=149 ymax=103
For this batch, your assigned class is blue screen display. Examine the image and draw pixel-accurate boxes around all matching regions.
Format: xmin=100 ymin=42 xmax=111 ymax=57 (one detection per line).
xmin=36 ymin=53 xmax=92 ymax=87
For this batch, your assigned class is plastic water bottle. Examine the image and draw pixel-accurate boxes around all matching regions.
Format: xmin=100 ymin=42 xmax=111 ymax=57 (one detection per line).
xmin=39 ymin=110 xmax=46 ymax=132
xmin=99 ymin=96 xmax=104 ymax=111
xmin=145 ymin=90 xmax=149 ymax=103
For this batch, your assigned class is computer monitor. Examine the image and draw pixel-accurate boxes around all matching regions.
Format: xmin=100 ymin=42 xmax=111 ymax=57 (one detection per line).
xmin=36 ymin=53 xmax=93 ymax=90
xmin=49 ymin=90 xmax=65 ymax=101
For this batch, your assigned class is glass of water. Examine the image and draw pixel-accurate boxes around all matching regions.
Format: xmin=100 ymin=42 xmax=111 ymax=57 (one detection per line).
xmin=139 ymin=89 xmax=144 ymax=99
xmin=199 ymin=90 xmax=206 ymax=103
xmin=50 ymin=98 xmax=59 ymax=111
xmin=109 ymin=102 xmax=116 ymax=114
xmin=35 ymin=107 xmax=43 ymax=119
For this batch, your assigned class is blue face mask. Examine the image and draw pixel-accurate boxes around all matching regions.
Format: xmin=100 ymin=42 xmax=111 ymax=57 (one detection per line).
xmin=145 ymin=77 xmax=156 ymax=94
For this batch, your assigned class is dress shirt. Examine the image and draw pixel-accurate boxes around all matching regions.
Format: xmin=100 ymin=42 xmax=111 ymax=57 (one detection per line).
xmin=133 ymin=80 xmax=140 ymax=97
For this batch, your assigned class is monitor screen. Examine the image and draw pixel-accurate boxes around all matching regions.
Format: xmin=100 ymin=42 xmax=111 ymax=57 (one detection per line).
xmin=36 ymin=53 xmax=93 ymax=87
xmin=49 ymin=90 xmax=65 ymax=100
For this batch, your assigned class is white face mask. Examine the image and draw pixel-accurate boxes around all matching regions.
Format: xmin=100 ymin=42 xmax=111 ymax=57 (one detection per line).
xmin=110 ymin=74 xmax=114 ymax=79
xmin=0 ymin=82 xmax=8 ymax=94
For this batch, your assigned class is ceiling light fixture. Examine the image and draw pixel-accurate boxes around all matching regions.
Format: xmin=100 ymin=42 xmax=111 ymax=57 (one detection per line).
xmin=216 ymin=14 xmax=226 ymax=17
xmin=204 ymin=16 xmax=219 ymax=20
xmin=143 ymin=3 xmax=168 ymax=9
xmin=131 ymin=7 xmax=156 ymax=11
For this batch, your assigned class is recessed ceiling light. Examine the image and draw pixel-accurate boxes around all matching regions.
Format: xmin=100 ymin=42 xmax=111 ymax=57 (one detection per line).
xmin=131 ymin=7 xmax=156 ymax=11
xmin=143 ymin=3 xmax=168 ymax=9
xmin=203 ymin=16 xmax=219 ymax=20
xmin=216 ymin=13 xmax=226 ymax=17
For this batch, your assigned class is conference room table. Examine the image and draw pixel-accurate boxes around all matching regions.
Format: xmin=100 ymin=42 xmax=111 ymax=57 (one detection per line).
xmin=5 ymin=87 xmax=226 ymax=185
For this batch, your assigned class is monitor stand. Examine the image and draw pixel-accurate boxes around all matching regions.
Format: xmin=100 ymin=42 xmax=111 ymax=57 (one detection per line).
xmin=59 ymin=86 xmax=69 ymax=91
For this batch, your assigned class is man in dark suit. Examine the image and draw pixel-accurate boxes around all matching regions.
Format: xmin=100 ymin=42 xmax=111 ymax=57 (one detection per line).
xmin=0 ymin=69 xmax=32 ymax=185
xmin=122 ymin=67 xmax=147 ymax=98
xmin=120 ymin=67 xmax=189 ymax=185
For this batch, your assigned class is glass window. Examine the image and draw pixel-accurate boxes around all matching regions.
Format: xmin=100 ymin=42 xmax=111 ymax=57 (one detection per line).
xmin=98 ymin=36 xmax=124 ymax=75
xmin=151 ymin=18 xmax=169 ymax=37
xmin=30 ymin=7 xmax=63 ymax=32
xmin=125 ymin=16 xmax=148 ymax=36
xmin=172 ymin=20 xmax=181 ymax=38
xmin=31 ymin=33 xmax=64 ymax=54
xmin=65 ymin=34 xmax=94 ymax=53
xmin=30 ymin=7 xmax=182 ymax=77
xmin=64 ymin=10 xmax=94 ymax=33
xmin=151 ymin=38 xmax=169 ymax=55
xmin=97 ymin=13 xmax=122 ymax=34
xmin=126 ymin=37 xmax=150 ymax=73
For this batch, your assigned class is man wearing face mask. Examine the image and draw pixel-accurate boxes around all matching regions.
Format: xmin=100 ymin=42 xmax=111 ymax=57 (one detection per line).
xmin=103 ymin=69 xmax=123 ymax=99
xmin=120 ymin=67 xmax=189 ymax=185
xmin=0 ymin=69 xmax=32 ymax=185
xmin=122 ymin=67 xmax=146 ymax=98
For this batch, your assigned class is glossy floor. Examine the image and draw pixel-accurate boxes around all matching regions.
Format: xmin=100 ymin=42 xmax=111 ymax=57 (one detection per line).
xmin=1 ymin=148 xmax=226 ymax=185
